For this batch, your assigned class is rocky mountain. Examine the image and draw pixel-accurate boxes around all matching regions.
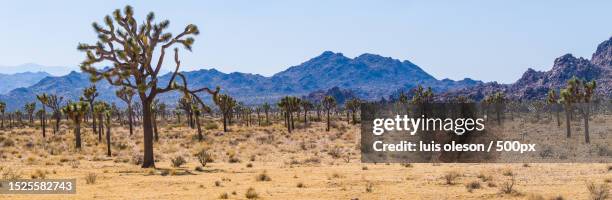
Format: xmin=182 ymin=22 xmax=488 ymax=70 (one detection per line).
xmin=440 ymin=36 xmax=612 ymax=101
xmin=0 ymin=52 xmax=479 ymax=111
xmin=0 ymin=72 xmax=51 ymax=94
xmin=0 ymin=63 xmax=74 ymax=76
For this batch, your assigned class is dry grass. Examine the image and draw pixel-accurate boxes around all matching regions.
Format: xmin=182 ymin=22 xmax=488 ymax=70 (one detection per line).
xmin=0 ymin=117 xmax=610 ymax=199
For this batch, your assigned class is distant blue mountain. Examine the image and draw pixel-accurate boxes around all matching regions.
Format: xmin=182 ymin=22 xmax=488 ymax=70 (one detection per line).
xmin=0 ymin=52 xmax=481 ymax=111
xmin=0 ymin=71 xmax=51 ymax=94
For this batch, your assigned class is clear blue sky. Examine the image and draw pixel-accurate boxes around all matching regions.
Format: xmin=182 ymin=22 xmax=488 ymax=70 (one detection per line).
xmin=0 ymin=0 xmax=611 ymax=83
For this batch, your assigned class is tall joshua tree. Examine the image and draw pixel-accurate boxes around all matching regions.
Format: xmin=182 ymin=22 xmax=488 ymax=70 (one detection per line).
xmin=63 ymin=101 xmax=89 ymax=149
xmin=214 ymin=94 xmax=236 ymax=132
xmin=546 ymin=89 xmax=561 ymax=127
xmin=193 ymin=101 xmax=210 ymax=141
xmin=78 ymin=5 xmax=218 ymax=167
xmin=24 ymin=102 xmax=36 ymax=124
xmin=322 ymin=96 xmax=336 ymax=131
xmin=116 ymin=86 xmax=135 ymax=136
xmin=82 ymin=85 xmax=99 ymax=135
xmin=36 ymin=94 xmax=49 ymax=137
xmin=0 ymin=102 xmax=5 ymax=128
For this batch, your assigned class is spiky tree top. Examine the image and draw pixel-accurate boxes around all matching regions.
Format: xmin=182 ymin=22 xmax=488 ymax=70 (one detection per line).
xmin=214 ymin=94 xmax=236 ymax=115
xmin=346 ymin=98 xmax=361 ymax=112
xmin=24 ymin=102 xmax=36 ymax=115
xmin=62 ymin=101 xmax=89 ymax=123
xmin=78 ymin=5 xmax=218 ymax=105
xmin=37 ymin=94 xmax=50 ymax=107
xmin=546 ymin=89 xmax=557 ymax=104
xmin=322 ymin=96 xmax=336 ymax=110
xmin=94 ymin=101 xmax=110 ymax=115
xmin=411 ymin=85 xmax=434 ymax=104
xmin=116 ymin=86 xmax=135 ymax=104
xmin=82 ymin=85 xmax=99 ymax=102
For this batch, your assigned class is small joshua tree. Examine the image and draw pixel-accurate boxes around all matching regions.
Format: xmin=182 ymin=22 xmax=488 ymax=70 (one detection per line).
xmin=559 ymin=77 xmax=579 ymax=138
xmin=93 ymin=102 xmax=110 ymax=142
xmin=214 ymin=94 xmax=236 ymax=132
xmin=345 ymin=98 xmax=361 ymax=124
xmin=300 ymin=99 xmax=313 ymax=126
xmin=547 ymin=89 xmax=561 ymax=127
xmin=104 ymin=109 xmax=113 ymax=156
xmin=62 ymin=101 xmax=89 ymax=149
xmin=24 ymin=102 xmax=36 ymax=124
xmin=116 ymin=87 xmax=135 ymax=136
xmin=82 ymin=85 xmax=99 ymax=135
xmin=262 ymin=102 xmax=271 ymax=124
xmin=42 ymin=94 xmax=63 ymax=134
xmin=36 ymin=94 xmax=49 ymax=137
xmin=322 ymin=96 xmax=336 ymax=131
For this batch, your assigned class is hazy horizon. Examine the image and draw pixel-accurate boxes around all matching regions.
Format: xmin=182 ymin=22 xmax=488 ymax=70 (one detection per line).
xmin=1 ymin=1 xmax=611 ymax=83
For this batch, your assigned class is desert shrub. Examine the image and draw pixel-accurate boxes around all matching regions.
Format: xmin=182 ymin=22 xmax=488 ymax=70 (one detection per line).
xmin=245 ymin=187 xmax=258 ymax=199
xmin=477 ymin=173 xmax=493 ymax=182
xmin=2 ymin=138 xmax=14 ymax=147
xmin=2 ymin=167 xmax=21 ymax=180
xmin=219 ymin=192 xmax=229 ymax=199
xmin=502 ymin=169 xmax=514 ymax=176
xmin=296 ymin=182 xmax=305 ymax=188
xmin=70 ymin=160 xmax=80 ymax=168
xmin=171 ymin=155 xmax=187 ymax=167
xmin=30 ymin=169 xmax=47 ymax=179
xmin=85 ymin=173 xmax=97 ymax=184
xmin=131 ymin=154 xmax=144 ymax=165
xmin=204 ymin=122 xmax=218 ymax=130
xmin=442 ymin=171 xmax=461 ymax=185
xmin=362 ymin=166 xmax=369 ymax=170
xmin=500 ymin=175 xmax=516 ymax=194
xmin=401 ymin=163 xmax=413 ymax=168
xmin=215 ymin=180 xmax=222 ymax=187
xmin=365 ymin=182 xmax=373 ymax=193
xmin=195 ymin=166 xmax=204 ymax=172
xmin=328 ymin=146 xmax=342 ymax=159
xmin=256 ymin=171 xmax=271 ymax=181
xmin=465 ymin=181 xmax=481 ymax=192
xmin=246 ymin=163 xmax=253 ymax=168
xmin=195 ymin=149 xmax=214 ymax=167
xmin=587 ymin=183 xmax=609 ymax=200
xmin=607 ymin=165 xmax=612 ymax=172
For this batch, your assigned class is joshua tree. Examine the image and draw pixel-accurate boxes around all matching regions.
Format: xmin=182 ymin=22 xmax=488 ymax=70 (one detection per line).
xmin=79 ymin=5 xmax=219 ymax=167
xmin=62 ymin=101 xmax=89 ymax=149
xmin=0 ymin=102 xmax=5 ymax=128
xmin=345 ymin=98 xmax=361 ymax=124
xmin=193 ymin=102 xmax=210 ymax=141
xmin=559 ymin=77 xmax=579 ymax=138
xmin=104 ymin=109 xmax=113 ymax=156
xmin=547 ymin=89 xmax=561 ymax=126
xmin=94 ymin=102 xmax=110 ymax=142
xmin=484 ymin=92 xmax=506 ymax=125
xmin=42 ymin=95 xmax=63 ymax=134
xmin=24 ymin=102 xmax=36 ymax=124
xmin=262 ymin=102 xmax=270 ymax=124
xmin=116 ymin=86 xmax=135 ymax=135
xmin=278 ymin=97 xmax=291 ymax=132
xmin=300 ymin=99 xmax=313 ymax=126
xmin=151 ymin=99 xmax=160 ymax=142
xmin=577 ymin=80 xmax=597 ymax=143
xmin=157 ymin=102 xmax=167 ymax=122
xmin=178 ymin=96 xmax=194 ymax=128
xmin=322 ymin=96 xmax=336 ymax=131
xmin=36 ymin=94 xmax=50 ymax=137
xmin=214 ymin=94 xmax=236 ymax=132
xmin=36 ymin=109 xmax=46 ymax=135
xmin=82 ymin=85 xmax=99 ymax=134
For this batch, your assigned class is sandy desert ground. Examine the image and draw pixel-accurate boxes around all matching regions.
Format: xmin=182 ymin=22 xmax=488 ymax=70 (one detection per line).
xmin=0 ymin=116 xmax=610 ymax=200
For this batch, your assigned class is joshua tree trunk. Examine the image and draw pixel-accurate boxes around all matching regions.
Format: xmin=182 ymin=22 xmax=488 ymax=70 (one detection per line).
xmin=346 ymin=111 xmax=349 ymax=124
xmin=141 ymin=99 xmax=155 ymax=168
xmin=556 ymin=108 xmax=561 ymax=127
xmin=153 ymin=113 xmax=159 ymax=142
xmin=304 ymin=110 xmax=307 ymax=126
xmin=583 ymin=104 xmax=590 ymax=143
xmin=98 ymin=114 xmax=103 ymax=142
xmin=196 ymin=114 xmax=203 ymax=141
xmin=326 ymin=109 xmax=331 ymax=131
xmin=265 ymin=111 xmax=269 ymax=124
xmin=221 ymin=113 xmax=227 ymax=132
xmin=75 ymin=122 xmax=82 ymax=149
xmin=90 ymin=103 xmax=96 ymax=135
xmin=106 ymin=119 xmax=111 ymax=157
xmin=128 ymin=105 xmax=134 ymax=136
xmin=352 ymin=111 xmax=356 ymax=124
xmin=41 ymin=110 xmax=46 ymax=138
xmin=565 ymin=105 xmax=571 ymax=138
